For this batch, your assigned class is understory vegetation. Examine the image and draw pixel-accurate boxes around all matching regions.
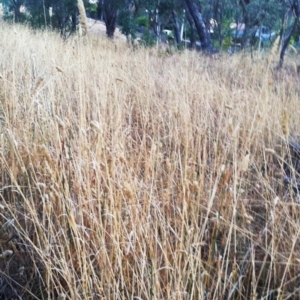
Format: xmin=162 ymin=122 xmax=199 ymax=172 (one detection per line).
xmin=0 ymin=23 xmax=300 ymax=299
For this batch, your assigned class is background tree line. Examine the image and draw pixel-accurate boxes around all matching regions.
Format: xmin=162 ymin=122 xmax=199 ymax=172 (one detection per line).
xmin=1 ymin=0 xmax=299 ymax=64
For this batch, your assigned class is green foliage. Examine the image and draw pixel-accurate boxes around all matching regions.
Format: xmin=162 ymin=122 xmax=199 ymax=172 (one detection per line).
xmin=0 ymin=0 xmax=26 ymax=22
xmin=86 ymin=2 xmax=97 ymax=13
xmin=24 ymin=1 xmax=47 ymax=28
xmin=139 ymin=28 xmax=156 ymax=47
xmin=119 ymin=10 xmax=138 ymax=42
xmin=136 ymin=16 xmax=149 ymax=28
xmin=2 ymin=11 xmax=27 ymax=23
xmin=222 ymin=36 xmax=232 ymax=51
xmin=85 ymin=2 xmax=97 ymax=18
xmin=0 ymin=0 xmax=78 ymax=35
xmin=248 ymin=0 xmax=283 ymax=30
xmin=0 ymin=0 xmax=290 ymax=51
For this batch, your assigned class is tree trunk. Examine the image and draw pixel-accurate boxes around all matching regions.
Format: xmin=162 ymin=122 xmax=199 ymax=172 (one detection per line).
xmin=102 ymin=0 xmax=118 ymax=38
xmin=97 ymin=0 xmax=103 ymax=20
xmin=184 ymin=0 xmax=215 ymax=53
xmin=279 ymin=0 xmax=300 ymax=68
xmin=236 ymin=0 xmax=250 ymax=49
xmin=184 ymin=5 xmax=196 ymax=49
xmin=13 ymin=2 xmax=22 ymax=22
xmin=213 ymin=0 xmax=223 ymax=48
xmin=172 ymin=10 xmax=181 ymax=46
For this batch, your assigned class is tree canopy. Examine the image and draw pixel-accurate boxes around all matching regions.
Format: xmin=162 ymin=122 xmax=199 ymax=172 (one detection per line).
xmin=0 ymin=0 xmax=299 ymax=62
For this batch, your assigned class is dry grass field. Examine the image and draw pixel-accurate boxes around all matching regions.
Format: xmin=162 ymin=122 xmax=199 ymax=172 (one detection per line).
xmin=0 ymin=22 xmax=300 ymax=299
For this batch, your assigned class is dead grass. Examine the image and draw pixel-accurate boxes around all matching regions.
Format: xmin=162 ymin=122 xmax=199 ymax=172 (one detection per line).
xmin=0 ymin=23 xmax=300 ymax=299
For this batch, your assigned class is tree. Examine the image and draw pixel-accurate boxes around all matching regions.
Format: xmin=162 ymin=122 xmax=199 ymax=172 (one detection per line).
xmin=23 ymin=0 xmax=78 ymax=37
xmin=0 ymin=0 xmax=80 ymax=35
xmin=184 ymin=0 xmax=215 ymax=52
xmin=238 ymin=0 xmax=283 ymax=48
xmin=49 ymin=0 xmax=78 ymax=37
xmin=118 ymin=8 xmax=138 ymax=43
xmin=0 ymin=0 xmax=25 ymax=22
xmin=279 ymin=0 xmax=300 ymax=67
xmin=208 ymin=0 xmax=238 ymax=49
xmin=98 ymin=0 xmax=122 ymax=38
xmin=184 ymin=4 xmax=196 ymax=48
xmin=172 ymin=9 xmax=181 ymax=45
xmin=157 ymin=0 xmax=184 ymax=46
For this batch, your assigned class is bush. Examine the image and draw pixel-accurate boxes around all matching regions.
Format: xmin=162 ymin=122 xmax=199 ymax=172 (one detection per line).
xmin=139 ymin=28 xmax=156 ymax=47
xmin=118 ymin=10 xmax=138 ymax=43
xmin=86 ymin=3 xmax=98 ymax=19
xmin=136 ymin=16 xmax=148 ymax=28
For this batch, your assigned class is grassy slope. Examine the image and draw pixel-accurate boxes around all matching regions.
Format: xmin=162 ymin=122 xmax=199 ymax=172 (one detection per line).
xmin=0 ymin=23 xmax=300 ymax=299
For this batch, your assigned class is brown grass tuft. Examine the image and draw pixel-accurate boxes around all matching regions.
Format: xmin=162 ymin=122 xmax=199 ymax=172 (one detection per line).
xmin=0 ymin=22 xmax=300 ymax=300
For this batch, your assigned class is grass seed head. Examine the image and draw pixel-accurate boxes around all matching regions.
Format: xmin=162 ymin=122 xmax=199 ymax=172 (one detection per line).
xmin=55 ymin=66 xmax=64 ymax=73
xmin=264 ymin=148 xmax=276 ymax=155
xmin=55 ymin=115 xmax=65 ymax=129
xmin=123 ymin=182 xmax=134 ymax=199
xmin=281 ymin=108 xmax=289 ymax=138
xmin=227 ymin=117 xmax=233 ymax=135
xmin=39 ymin=144 xmax=52 ymax=163
xmin=240 ymin=153 xmax=250 ymax=172
xmin=90 ymin=120 xmax=101 ymax=132
xmin=32 ymin=76 xmax=44 ymax=96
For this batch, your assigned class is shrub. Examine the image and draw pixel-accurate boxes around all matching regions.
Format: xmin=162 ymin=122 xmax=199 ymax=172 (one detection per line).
xmin=136 ymin=15 xmax=148 ymax=28
xmin=119 ymin=10 xmax=138 ymax=42
xmin=139 ymin=28 xmax=156 ymax=47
